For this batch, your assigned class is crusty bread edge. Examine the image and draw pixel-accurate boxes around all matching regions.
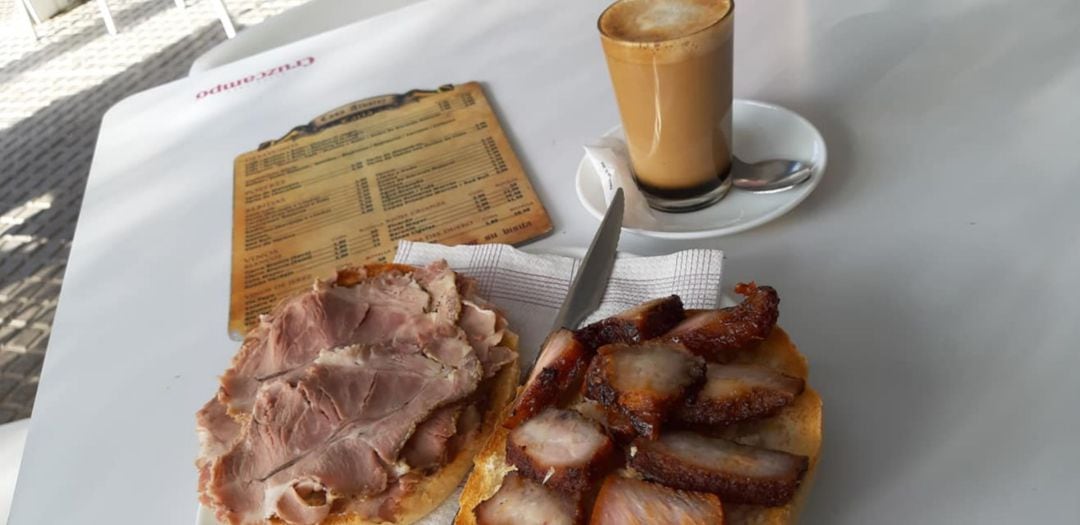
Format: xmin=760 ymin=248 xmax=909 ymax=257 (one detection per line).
xmin=454 ymin=326 xmax=823 ymax=525
xmin=453 ymin=408 xmax=517 ymax=525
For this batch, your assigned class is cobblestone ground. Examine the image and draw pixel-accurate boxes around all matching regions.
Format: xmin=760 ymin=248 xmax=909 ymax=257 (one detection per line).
xmin=0 ymin=0 xmax=311 ymax=423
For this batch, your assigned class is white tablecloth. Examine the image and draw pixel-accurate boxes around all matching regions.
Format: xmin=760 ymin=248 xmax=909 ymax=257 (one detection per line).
xmin=9 ymin=0 xmax=1080 ymax=523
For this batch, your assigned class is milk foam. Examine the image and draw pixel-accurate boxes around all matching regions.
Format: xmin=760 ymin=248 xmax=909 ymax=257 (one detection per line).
xmin=600 ymin=0 xmax=731 ymax=42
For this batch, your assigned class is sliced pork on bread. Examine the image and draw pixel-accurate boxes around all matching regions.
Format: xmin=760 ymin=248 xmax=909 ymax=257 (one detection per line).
xmin=197 ymin=262 xmax=520 ymax=525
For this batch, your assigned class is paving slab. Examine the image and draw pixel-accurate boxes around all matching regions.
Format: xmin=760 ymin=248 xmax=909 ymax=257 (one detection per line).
xmin=0 ymin=0 xmax=313 ymax=423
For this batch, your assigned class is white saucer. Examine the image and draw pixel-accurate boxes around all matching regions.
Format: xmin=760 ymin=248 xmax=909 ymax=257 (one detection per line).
xmin=575 ymin=99 xmax=827 ymax=239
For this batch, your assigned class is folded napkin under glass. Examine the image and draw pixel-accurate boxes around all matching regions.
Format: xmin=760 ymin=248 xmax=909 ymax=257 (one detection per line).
xmin=393 ymin=240 xmax=725 ymax=523
xmin=583 ymin=137 xmax=660 ymax=227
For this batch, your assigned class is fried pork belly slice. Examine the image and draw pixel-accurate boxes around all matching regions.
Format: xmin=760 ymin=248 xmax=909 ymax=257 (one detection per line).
xmin=572 ymin=399 xmax=638 ymax=443
xmin=675 ymin=364 xmax=805 ymax=426
xmin=628 ymin=431 xmax=809 ymax=506
xmin=662 ymin=282 xmax=780 ymax=362
xmin=474 ymin=473 xmax=585 ymax=525
xmin=585 ymin=342 xmax=706 ymax=439
xmin=576 ymin=296 xmax=685 ymax=348
xmin=506 ymin=408 xmax=615 ymax=492
xmin=588 ymin=474 xmax=724 ymax=525
xmin=504 ymin=329 xmax=589 ymax=428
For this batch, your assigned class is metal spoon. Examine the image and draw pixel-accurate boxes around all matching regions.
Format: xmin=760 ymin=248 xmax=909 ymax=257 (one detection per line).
xmin=732 ymin=156 xmax=814 ymax=193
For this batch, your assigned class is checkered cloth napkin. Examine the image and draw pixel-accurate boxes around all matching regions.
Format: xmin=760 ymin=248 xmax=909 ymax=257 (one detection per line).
xmin=393 ymin=240 xmax=725 ymax=523
xmin=395 ymin=240 xmax=726 ymax=368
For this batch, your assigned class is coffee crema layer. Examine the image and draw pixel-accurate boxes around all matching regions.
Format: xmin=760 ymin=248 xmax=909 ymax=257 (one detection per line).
xmin=600 ymin=0 xmax=732 ymax=43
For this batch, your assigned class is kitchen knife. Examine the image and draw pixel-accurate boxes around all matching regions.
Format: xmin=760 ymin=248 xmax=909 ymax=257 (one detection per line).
xmin=549 ymin=187 xmax=624 ymax=332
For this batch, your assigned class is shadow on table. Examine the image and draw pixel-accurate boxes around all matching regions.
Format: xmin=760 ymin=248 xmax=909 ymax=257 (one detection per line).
xmin=0 ymin=20 xmax=228 ymax=423
xmin=752 ymin=2 xmax=934 ymax=221
xmin=756 ymin=0 xmax=1080 ymax=231
xmin=725 ymin=0 xmax=1080 ymax=521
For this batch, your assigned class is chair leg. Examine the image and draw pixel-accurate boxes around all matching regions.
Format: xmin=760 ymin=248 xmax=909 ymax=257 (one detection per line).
xmin=19 ymin=0 xmax=43 ymax=24
xmin=210 ymin=0 xmax=237 ymax=39
xmin=16 ymin=0 xmax=39 ymax=40
xmin=95 ymin=0 xmax=118 ymax=35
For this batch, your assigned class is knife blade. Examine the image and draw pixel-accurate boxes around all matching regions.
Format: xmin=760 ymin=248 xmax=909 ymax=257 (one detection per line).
xmin=550 ymin=187 xmax=624 ymax=332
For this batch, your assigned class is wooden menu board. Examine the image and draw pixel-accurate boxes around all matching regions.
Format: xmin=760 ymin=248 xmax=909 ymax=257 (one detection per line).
xmin=229 ymin=82 xmax=551 ymax=338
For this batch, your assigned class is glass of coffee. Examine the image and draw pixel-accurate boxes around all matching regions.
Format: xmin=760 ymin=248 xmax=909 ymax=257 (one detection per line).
xmin=599 ymin=0 xmax=734 ymax=212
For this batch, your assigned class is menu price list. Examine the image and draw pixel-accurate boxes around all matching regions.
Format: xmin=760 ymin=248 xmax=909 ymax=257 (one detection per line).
xmin=229 ymin=82 xmax=551 ymax=338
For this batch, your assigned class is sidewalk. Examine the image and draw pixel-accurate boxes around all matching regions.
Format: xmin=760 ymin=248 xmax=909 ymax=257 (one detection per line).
xmin=0 ymin=0 xmax=311 ymax=423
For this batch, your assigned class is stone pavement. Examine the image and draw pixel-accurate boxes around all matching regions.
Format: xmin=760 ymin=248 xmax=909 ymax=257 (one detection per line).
xmin=0 ymin=0 xmax=311 ymax=423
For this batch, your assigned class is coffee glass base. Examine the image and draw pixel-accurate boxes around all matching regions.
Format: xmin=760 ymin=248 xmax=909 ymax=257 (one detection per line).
xmin=641 ymin=177 xmax=733 ymax=213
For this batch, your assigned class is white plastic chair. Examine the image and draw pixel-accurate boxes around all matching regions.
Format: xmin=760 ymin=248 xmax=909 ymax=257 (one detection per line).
xmin=188 ymin=0 xmax=426 ymax=74
xmin=95 ymin=0 xmax=237 ymax=38
xmin=15 ymin=0 xmax=41 ymax=39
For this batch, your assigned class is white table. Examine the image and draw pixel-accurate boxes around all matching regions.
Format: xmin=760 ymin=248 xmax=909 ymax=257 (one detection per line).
xmin=10 ymin=0 xmax=1080 ymax=523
